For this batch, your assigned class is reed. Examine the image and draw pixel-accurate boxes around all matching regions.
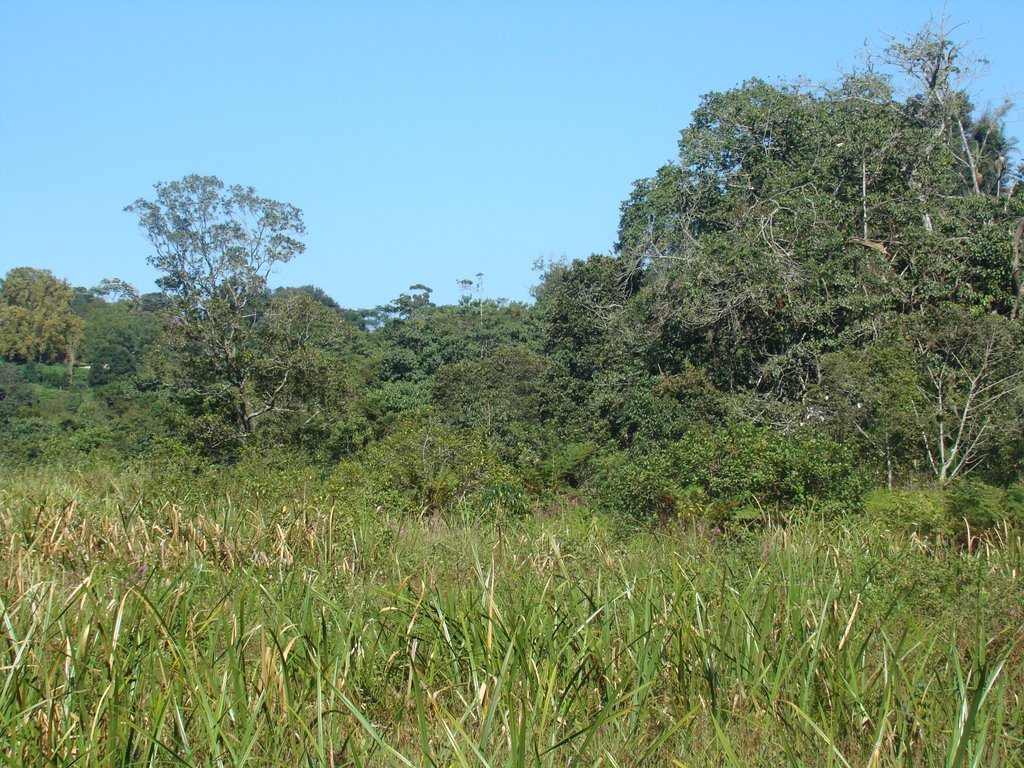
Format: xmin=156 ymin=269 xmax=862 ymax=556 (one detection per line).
xmin=1 ymin=467 xmax=1021 ymax=766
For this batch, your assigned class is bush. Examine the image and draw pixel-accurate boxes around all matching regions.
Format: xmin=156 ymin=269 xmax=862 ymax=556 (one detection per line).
xmin=945 ymin=479 xmax=1024 ymax=531
xmin=0 ymin=363 xmax=35 ymax=424
xmin=88 ymin=344 xmax=135 ymax=386
xmin=0 ymin=416 xmax=58 ymax=462
xmin=593 ymin=423 xmax=863 ymax=523
xmin=132 ymin=438 xmax=216 ymax=503
xmin=464 ymin=479 xmax=532 ymax=520
xmin=863 ymin=488 xmax=947 ymax=534
xmin=327 ymin=416 xmax=517 ymax=516
xmin=521 ymin=441 xmax=597 ymax=493
xmin=592 ymin=450 xmax=679 ymax=520
xmin=22 ymin=362 xmax=70 ymax=389
xmin=1005 ymin=483 xmax=1024 ymax=522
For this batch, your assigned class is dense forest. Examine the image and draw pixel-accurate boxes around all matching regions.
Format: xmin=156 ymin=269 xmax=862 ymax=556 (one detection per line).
xmin=3 ymin=24 xmax=1022 ymax=524
xmin=3 ymin=22 xmax=1024 ymax=767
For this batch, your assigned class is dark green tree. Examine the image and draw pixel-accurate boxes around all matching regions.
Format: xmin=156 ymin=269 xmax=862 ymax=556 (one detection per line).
xmin=78 ymin=296 xmax=162 ymax=387
xmin=816 ymin=337 xmax=927 ymax=488
xmin=614 ymin=27 xmax=1022 ymax=405
xmin=0 ymin=363 xmax=35 ymax=426
xmin=432 ymin=345 xmax=550 ymax=461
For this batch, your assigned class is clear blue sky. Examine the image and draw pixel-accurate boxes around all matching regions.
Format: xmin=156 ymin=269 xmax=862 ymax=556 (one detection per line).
xmin=1 ymin=1 xmax=1021 ymax=309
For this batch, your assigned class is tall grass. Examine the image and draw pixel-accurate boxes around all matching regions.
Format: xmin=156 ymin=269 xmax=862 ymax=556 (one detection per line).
xmin=1 ymin=466 xmax=1022 ymax=766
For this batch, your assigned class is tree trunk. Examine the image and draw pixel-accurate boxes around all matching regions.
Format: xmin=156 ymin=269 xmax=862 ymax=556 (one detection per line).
xmin=66 ymin=339 xmax=77 ymax=387
xmin=1011 ymin=218 xmax=1024 ymax=322
xmin=885 ymin=434 xmax=893 ymax=490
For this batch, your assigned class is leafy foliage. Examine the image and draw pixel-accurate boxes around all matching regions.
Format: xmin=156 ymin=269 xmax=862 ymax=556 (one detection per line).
xmin=595 ymin=423 xmax=863 ymax=522
xmin=0 ymin=362 xmax=34 ymax=424
xmin=3 ymin=20 xmax=1023 ymax=505
xmin=330 ymin=416 xmax=514 ymax=515
xmin=126 ymin=175 xmax=314 ymax=443
xmin=3 ymin=22 xmax=1024 ymax=765
xmin=0 ymin=267 xmax=83 ymax=365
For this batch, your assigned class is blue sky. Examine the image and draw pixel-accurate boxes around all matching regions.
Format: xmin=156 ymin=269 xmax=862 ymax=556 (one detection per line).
xmin=1 ymin=1 xmax=1021 ymax=309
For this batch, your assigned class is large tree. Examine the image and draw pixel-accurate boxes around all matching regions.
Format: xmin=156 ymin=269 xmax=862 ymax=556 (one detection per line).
xmin=535 ymin=21 xmax=1024 ymax=483
xmin=0 ymin=267 xmax=84 ymax=369
xmin=613 ymin=24 xmax=1022 ymax=397
xmin=126 ymin=174 xmax=332 ymax=443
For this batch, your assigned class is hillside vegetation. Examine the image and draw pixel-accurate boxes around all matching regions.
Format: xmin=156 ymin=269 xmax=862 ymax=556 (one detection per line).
xmin=1 ymin=19 xmax=1023 ymax=766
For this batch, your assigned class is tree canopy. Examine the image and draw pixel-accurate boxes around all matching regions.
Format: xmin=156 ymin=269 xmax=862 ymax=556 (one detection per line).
xmin=0 ymin=267 xmax=83 ymax=365
xmin=2 ymin=19 xmax=1022 ymax=504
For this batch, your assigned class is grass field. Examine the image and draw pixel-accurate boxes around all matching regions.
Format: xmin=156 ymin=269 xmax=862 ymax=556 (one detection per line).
xmin=1 ymin=465 xmax=1022 ymax=766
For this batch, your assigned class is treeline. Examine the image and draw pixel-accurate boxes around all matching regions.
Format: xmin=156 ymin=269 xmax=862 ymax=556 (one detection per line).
xmin=2 ymin=23 xmax=1022 ymax=524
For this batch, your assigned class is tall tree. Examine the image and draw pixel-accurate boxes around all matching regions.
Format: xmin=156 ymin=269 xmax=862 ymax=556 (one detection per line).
xmin=126 ymin=174 xmax=312 ymax=441
xmin=0 ymin=267 xmax=84 ymax=371
xmin=613 ymin=25 xmax=1022 ymax=400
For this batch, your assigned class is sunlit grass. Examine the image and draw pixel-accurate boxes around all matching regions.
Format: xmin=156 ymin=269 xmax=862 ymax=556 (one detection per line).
xmin=1 ymin=467 xmax=1022 ymax=766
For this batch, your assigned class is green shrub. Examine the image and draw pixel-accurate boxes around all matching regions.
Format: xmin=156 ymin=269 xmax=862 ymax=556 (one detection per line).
xmin=671 ymin=423 xmax=862 ymax=513
xmin=593 ymin=423 xmax=863 ymax=523
xmin=87 ymin=344 xmax=136 ymax=386
xmin=0 ymin=416 xmax=57 ymax=462
xmin=0 ymin=362 xmax=35 ymax=424
xmin=945 ymin=479 xmax=1024 ymax=531
xmin=364 ymin=380 xmax=431 ymax=415
xmin=328 ymin=416 xmax=515 ymax=516
xmin=521 ymin=440 xmax=597 ymax=493
xmin=592 ymin=450 xmax=679 ymax=520
xmin=863 ymin=487 xmax=947 ymax=534
xmin=668 ymin=423 xmax=863 ymax=522
xmin=21 ymin=362 xmax=70 ymax=389
xmin=464 ymin=478 xmax=532 ymax=519
xmin=132 ymin=438 xmax=215 ymax=502
xmin=223 ymin=445 xmax=321 ymax=513
xmin=1004 ymin=483 xmax=1024 ymax=523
